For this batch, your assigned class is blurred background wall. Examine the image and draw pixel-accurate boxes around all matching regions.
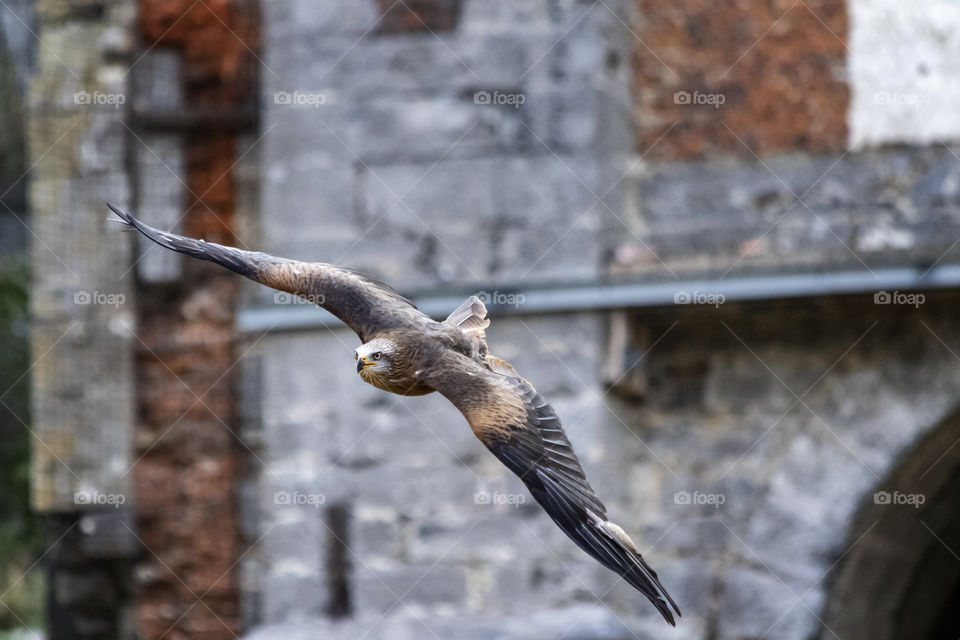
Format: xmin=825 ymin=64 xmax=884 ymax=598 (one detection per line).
xmin=8 ymin=1 xmax=960 ymax=639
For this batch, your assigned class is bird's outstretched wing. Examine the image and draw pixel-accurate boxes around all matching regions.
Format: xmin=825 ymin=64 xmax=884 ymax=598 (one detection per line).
xmin=107 ymin=204 xmax=433 ymax=341
xmin=424 ymin=351 xmax=681 ymax=625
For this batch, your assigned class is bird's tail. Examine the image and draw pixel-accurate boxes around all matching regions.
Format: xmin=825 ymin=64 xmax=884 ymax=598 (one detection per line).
xmin=444 ymin=295 xmax=490 ymax=357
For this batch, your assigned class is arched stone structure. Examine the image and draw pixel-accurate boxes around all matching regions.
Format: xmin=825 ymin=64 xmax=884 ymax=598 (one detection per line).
xmin=821 ymin=408 xmax=960 ymax=640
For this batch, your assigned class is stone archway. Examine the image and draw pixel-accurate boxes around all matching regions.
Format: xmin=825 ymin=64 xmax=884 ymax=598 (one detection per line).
xmin=821 ymin=408 xmax=960 ymax=640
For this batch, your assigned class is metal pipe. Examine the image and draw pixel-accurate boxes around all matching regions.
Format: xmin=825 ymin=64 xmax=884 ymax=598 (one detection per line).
xmin=237 ymin=264 xmax=960 ymax=333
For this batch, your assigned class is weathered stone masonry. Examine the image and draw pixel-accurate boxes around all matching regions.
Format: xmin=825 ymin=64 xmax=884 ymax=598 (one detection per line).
xmin=25 ymin=1 xmax=960 ymax=639
xmin=241 ymin=1 xmax=960 ymax=639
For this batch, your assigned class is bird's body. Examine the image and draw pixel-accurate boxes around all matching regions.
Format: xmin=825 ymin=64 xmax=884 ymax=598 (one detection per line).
xmin=107 ymin=203 xmax=681 ymax=626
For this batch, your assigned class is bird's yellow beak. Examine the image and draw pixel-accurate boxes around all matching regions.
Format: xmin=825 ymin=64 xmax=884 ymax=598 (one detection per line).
xmin=357 ymin=356 xmax=371 ymax=373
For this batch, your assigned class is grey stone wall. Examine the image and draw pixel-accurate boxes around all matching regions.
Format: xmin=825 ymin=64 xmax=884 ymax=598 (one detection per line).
xmin=237 ymin=1 xmax=960 ymax=639
xmin=612 ymin=146 xmax=960 ymax=278
xmin=252 ymin=0 xmax=632 ymax=293
xmin=241 ymin=0 xmax=647 ymax=636
xmin=613 ymin=295 xmax=960 ymax=640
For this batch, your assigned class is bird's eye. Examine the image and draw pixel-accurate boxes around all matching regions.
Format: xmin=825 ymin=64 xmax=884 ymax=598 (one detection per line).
xmin=373 ymin=351 xmax=382 ymax=360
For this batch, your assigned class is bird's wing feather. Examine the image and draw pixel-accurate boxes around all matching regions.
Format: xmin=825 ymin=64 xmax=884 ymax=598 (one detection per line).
xmin=425 ymin=351 xmax=680 ymax=625
xmin=107 ymin=203 xmax=433 ymax=341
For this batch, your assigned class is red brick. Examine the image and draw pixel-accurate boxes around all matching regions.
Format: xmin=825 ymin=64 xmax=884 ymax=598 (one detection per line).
xmin=134 ymin=1 xmax=254 ymax=638
xmin=632 ymin=0 xmax=849 ymax=159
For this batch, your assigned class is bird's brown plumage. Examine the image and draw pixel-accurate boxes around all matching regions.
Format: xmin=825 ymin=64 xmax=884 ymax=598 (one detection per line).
xmin=108 ymin=203 xmax=680 ymax=625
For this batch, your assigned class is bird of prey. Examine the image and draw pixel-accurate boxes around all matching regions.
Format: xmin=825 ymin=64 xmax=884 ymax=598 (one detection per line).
xmin=107 ymin=203 xmax=681 ymax=625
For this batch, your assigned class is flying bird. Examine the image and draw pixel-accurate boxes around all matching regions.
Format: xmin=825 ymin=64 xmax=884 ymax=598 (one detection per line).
xmin=107 ymin=203 xmax=681 ymax=625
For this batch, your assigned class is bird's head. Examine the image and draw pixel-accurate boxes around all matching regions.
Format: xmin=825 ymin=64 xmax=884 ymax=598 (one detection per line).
xmin=355 ymin=337 xmax=398 ymax=382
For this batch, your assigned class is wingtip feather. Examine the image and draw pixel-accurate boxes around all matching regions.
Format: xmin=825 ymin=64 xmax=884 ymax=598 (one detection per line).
xmin=105 ymin=202 xmax=183 ymax=253
xmin=106 ymin=202 xmax=132 ymax=224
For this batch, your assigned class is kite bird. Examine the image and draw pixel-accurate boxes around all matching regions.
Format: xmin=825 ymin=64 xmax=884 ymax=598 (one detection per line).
xmin=107 ymin=203 xmax=681 ymax=625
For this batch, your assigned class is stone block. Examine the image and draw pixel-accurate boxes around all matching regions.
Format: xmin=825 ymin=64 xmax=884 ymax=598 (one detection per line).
xmin=717 ymin=567 xmax=823 ymax=640
xmin=354 ymin=563 xmax=468 ymax=614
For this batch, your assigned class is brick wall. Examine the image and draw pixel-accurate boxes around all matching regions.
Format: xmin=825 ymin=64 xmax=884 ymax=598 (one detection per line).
xmin=132 ymin=2 xmax=257 ymax=637
xmin=633 ymin=0 xmax=848 ymax=160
